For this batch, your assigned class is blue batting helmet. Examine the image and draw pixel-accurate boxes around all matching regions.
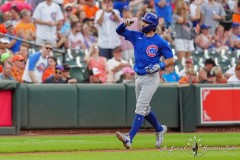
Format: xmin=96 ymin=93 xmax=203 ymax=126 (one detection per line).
xmin=141 ymin=12 xmax=159 ymax=33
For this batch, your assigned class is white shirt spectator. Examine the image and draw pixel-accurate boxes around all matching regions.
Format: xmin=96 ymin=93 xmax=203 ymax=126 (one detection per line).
xmin=68 ymin=31 xmax=85 ymax=50
xmin=107 ymin=58 xmax=128 ymax=82
xmin=95 ymin=9 xmax=121 ymax=49
xmin=33 ymin=1 xmax=64 ymax=42
xmin=178 ymin=69 xmax=187 ymax=77
xmin=22 ymin=52 xmax=48 ymax=83
xmin=227 ymin=75 xmax=240 ymax=84
xmin=225 ymin=64 xmax=236 ymax=76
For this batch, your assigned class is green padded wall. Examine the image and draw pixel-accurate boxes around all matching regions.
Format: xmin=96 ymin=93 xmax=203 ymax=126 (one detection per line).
xmin=27 ymin=84 xmax=78 ymax=129
xmin=77 ymin=84 xmax=126 ymax=127
xmin=19 ymin=84 xmax=28 ymax=129
xmin=125 ymin=84 xmax=137 ymax=127
xmin=179 ymin=85 xmax=196 ymax=132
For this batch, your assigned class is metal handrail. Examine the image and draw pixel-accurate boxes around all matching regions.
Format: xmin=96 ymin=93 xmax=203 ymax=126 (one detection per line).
xmin=0 ymin=33 xmax=65 ymax=55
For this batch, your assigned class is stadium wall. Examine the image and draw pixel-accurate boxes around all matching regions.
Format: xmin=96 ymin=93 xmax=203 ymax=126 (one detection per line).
xmin=0 ymin=82 xmax=240 ymax=135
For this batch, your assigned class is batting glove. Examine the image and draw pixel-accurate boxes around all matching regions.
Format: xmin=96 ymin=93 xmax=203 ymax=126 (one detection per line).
xmin=145 ymin=62 xmax=166 ymax=74
xmin=124 ymin=19 xmax=134 ymax=27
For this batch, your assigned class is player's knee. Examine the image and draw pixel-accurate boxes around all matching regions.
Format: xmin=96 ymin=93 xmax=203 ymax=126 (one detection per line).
xmin=135 ymin=104 xmax=149 ymax=116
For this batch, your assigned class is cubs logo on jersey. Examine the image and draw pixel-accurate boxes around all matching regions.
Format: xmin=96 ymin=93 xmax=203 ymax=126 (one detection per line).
xmin=36 ymin=63 xmax=46 ymax=73
xmin=146 ymin=45 xmax=158 ymax=57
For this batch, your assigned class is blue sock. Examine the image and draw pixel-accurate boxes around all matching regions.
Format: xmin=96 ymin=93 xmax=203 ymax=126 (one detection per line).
xmin=129 ymin=114 xmax=144 ymax=143
xmin=145 ymin=111 xmax=163 ymax=132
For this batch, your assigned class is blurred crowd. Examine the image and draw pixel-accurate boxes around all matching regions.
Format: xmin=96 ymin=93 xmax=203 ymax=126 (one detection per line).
xmin=0 ymin=0 xmax=240 ymax=84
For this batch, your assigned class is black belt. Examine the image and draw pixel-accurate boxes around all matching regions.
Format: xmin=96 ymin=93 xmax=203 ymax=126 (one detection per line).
xmin=136 ymin=72 xmax=146 ymax=76
xmin=136 ymin=71 xmax=158 ymax=76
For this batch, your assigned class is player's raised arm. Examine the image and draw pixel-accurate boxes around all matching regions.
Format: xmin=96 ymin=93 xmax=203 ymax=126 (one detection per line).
xmin=116 ymin=19 xmax=134 ymax=36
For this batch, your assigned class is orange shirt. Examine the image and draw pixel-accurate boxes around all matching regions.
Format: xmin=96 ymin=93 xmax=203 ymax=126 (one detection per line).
xmin=14 ymin=21 xmax=36 ymax=36
xmin=83 ymin=5 xmax=99 ymax=19
xmin=232 ymin=14 xmax=240 ymax=23
xmin=179 ymin=77 xmax=188 ymax=84
xmin=11 ymin=66 xmax=24 ymax=83
xmin=42 ymin=67 xmax=55 ymax=81
xmin=0 ymin=23 xmax=7 ymax=34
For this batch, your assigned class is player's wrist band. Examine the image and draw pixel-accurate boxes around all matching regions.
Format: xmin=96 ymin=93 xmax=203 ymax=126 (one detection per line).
xmin=159 ymin=61 xmax=166 ymax=70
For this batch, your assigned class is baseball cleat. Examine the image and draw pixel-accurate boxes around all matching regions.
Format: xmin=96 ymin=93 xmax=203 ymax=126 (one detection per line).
xmin=156 ymin=125 xmax=167 ymax=148
xmin=116 ymin=131 xmax=131 ymax=149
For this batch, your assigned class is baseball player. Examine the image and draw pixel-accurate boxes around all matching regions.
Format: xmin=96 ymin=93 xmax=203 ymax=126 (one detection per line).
xmin=115 ymin=12 xmax=174 ymax=149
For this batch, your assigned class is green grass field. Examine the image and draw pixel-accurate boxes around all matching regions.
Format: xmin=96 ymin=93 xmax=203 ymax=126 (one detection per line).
xmin=0 ymin=132 xmax=239 ymax=160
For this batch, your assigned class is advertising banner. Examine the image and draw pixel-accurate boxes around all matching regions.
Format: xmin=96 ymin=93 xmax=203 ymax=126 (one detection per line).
xmin=200 ymin=87 xmax=240 ymax=124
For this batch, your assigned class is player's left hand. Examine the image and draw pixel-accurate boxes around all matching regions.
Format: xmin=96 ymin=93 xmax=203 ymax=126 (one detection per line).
xmin=145 ymin=62 xmax=166 ymax=73
xmin=145 ymin=63 xmax=160 ymax=73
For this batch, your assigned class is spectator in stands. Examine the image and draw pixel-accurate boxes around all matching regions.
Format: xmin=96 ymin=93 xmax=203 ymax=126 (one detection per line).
xmin=60 ymin=3 xmax=74 ymax=37
xmin=43 ymin=65 xmax=65 ymax=83
xmin=189 ymin=0 xmax=202 ymax=28
xmin=200 ymin=0 xmax=226 ymax=34
xmin=15 ymin=10 xmax=36 ymax=42
xmin=42 ymin=56 xmax=57 ymax=82
xmin=87 ymin=67 xmax=103 ymax=83
xmin=211 ymin=66 xmax=227 ymax=83
xmin=121 ymin=66 xmax=135 ymax=83
xmin=154 ymin=0 xmax=173 ymax=29
xmin=10 ymin=4 xmax=20 ymax=26
xmin=136 ymin=1 xmax=154 ymax=19
xmin=107 ymin=46 xmax=130 ymax=83
xmin=198 ymin=58 xmax=216 ymax=83
xmin=62 ymin=64 xmax=77 ymax=83
xmin=0 ymin=52 xmax=12 ymax=73
xmin=82 ymin=23 xmax=97 ymax=49
xmin=232 ymin=0 xmax=240 ymax=23
xmin=33 ymin=0 xmax=64 ymax=47
xmin=11 ymin=55 xmax=25 ymax=82
xmin=158 ymin=69 xmax=165 ymax=82
xmin=179 ymin=68 xmax=199 ymax=84
xmin=56 ymin=22 xmax=69 ymax=50
xmin=76 ymin=10 xmax=87 ymax=23
xmin=84 ymin=43 xmax=108 ymax=83
xmin=0 ymin=37 xmax=12 ymax=55
xmin=27 ymin=0 xmax=45 ymax=12
xmin=156 ymin=18 xmax=173 ymax=45
xmin=119 ymin=5 xmax=139 ymax=62
xmin=0 ymin=12 xmax=12 ymax=34
xmin=229 ymin=23 xmax=240 ymax=50
xmin=5 ymin=21 xmax=22 ymax=54
xmin=129 ymin=0 xmax=145 ymax=17
xmin=17 ymin=44 xmax=29 ymax=63
xmin=227 ymin=62 xmax=240 ymax=84
xmin=75 ymin=0 xmax=86 ymax=14
xmin=0 ymin=53 xmax=13 ymax=80
xmin=173 ymin=0 xmax=195 ymax=61
xmin=95 ymin=0 xmax=121 ymax=59
xmin=212 ymin=25 xmax=230 ymax=53
xmin=22 ymin=42 xmax=52 ymax=83
xmin=178 ymin=57 xmax=194 ymax=77
xmin=83 ymin=17 xmax=98 ymax=37
xmin=68 ymin=21 xmax=86 ymax=51
xmin=225 ymin=56 xmax=240 ymax=79
xmin=195 ymin=24 xmax=214 ymax=52
xmin=162 ymin=64 xmax=180 ymax=82
xmin=3 ymin=11 xmax=12 ymax=22
xmin=83 ymin=0 xmax=99 ymax=19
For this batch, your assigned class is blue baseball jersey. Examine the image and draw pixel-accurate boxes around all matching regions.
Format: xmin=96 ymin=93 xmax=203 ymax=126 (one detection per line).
xmin=116 ymin=23 xmax=173 ymax=75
